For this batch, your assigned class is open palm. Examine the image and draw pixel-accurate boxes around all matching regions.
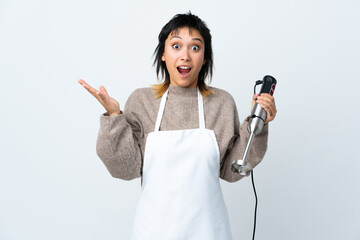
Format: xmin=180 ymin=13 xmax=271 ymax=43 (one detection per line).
xmin=78 ymin=79 xmax=121 ymax=116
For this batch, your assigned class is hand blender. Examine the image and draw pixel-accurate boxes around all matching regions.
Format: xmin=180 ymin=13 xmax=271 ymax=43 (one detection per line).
xmin=231 ymin=75 xmax=277 ymax=176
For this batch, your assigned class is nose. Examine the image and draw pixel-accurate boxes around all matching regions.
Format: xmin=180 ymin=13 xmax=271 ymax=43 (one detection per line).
xmin=181 ymin=49 xmax=190 ymax=62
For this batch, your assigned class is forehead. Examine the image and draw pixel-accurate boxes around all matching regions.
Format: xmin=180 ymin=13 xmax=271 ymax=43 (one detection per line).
xmin=168 ymin=27 xmax=204 ymax=41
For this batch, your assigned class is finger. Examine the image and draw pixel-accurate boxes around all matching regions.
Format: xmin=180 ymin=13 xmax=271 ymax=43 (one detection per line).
xmin=97 ymin=91 xmax=108 ymax=104
xmin=99 ymin=86 xmax=112 ymax=105
xmin=260 ymin=93 xmax=273 ymax=98
xmin=258 ymin=99 xmax=273 ymax=112
xmin=78 ymin=79 xmax=109 ymax=106
xmin=264 ymin=101 xmax=276 ymax=116
xmin=78 ymin=79 xmax=93 ymax=89
xmin=78 ymin=79 xmax=86 ymax=85
xmin=99 ymin=86 xmax=110 ymax=97
xmin=258 ymin=97 xmax=275 ymax=111
xmin=257 ymin=100 xmax=276 ymax=123
xmin=258 ymin=94 xmax=276 ymax=111
xmin=78 ymin=79 xmax=96 ymax=92
xmin=78 ymin=80 xmax=101 ymax=97
xmin=258 ymin=93 xmax=274 ymax=102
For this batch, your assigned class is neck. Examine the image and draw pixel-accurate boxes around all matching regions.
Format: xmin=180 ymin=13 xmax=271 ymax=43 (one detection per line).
xmin=168 ymin=84 xmax=198 ymax=98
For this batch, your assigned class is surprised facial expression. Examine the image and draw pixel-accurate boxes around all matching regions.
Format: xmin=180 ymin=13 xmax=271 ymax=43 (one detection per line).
xmin=162 ymin=27 xmax=206 ymax=88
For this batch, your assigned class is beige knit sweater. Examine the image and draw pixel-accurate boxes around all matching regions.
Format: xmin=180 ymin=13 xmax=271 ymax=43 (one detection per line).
xmin=96 ymin=84 xmax=268 ymax=183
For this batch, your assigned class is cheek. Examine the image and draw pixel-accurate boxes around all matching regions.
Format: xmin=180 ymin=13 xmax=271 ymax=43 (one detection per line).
xmin=197 ymin=49 xmax=205 ymax=62
xmin=162 ymin=45 xmax=171 ymax=61
xmin=163 ymin=48 xmax=177 ymax=62
xmin=195 ymin=54 xmax=206 ymax=68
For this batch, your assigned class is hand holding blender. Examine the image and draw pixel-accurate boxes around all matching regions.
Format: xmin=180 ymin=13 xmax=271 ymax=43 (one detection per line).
xmin=232 ymin=75 xmax=277 ymax=176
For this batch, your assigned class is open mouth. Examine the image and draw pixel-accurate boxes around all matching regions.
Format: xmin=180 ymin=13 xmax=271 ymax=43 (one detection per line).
xmin=177 ymin=66 xmax=191 ymax=75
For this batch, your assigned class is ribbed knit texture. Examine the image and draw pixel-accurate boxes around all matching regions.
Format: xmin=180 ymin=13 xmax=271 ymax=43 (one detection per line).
xmin=96 ymin=84 xmax=268 ymax=183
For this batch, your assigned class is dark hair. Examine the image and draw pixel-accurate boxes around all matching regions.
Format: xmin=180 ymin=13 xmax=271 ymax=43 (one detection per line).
xmin=152 ymin=12 xmax=213 ymax=97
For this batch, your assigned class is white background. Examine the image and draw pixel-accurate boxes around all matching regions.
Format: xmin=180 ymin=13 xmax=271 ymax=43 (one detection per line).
xmin=1 ymin=0 xmax=359 ymax=239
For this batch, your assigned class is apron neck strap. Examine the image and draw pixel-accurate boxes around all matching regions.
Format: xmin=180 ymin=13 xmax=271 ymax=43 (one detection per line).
xmin=197 ymin=88 xmax=205 ymax=129
xmin=154 ymin=87 xmax=205 ymax=132
xmin=154 ymin=89 xmax=168 ymax=132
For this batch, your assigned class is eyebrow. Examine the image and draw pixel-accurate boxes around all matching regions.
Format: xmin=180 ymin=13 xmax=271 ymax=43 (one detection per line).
xmin=170 ymin=36 xmax=203 ymax=44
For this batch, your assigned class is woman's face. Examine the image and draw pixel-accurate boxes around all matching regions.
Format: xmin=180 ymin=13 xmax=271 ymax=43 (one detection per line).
xmin=162 ymin=27 xmax=205 ymax=88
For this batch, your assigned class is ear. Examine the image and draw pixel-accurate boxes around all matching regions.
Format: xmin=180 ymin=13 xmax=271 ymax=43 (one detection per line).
xmin=162 ymin=55 xmax=165 ymax=61
xmin=203 ymin=59 xmax=206 ymax=65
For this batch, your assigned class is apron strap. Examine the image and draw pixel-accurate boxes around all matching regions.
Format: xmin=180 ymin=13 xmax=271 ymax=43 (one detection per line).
xmin=197 ymin=88 xmax=205 ymax=129
xmin=154 ymin=87 xmax=205 ymax=131
xmin=154 ymin=89 xmax=168 ymax=132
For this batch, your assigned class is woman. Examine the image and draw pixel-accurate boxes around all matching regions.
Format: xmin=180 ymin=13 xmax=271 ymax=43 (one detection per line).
xmin=78 ymin=12 xmax=276 ymax=240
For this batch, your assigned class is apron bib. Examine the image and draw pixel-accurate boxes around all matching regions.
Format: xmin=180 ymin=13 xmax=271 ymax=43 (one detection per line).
xmin=130 ymin=88 xmax=233 ymax=240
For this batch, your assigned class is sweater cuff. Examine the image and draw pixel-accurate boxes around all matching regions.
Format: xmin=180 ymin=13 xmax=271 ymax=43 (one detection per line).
xmin=102 ymin=111 xmax=123 ymax=116
xmin=99 ymin=112 xmax=128 ymax=134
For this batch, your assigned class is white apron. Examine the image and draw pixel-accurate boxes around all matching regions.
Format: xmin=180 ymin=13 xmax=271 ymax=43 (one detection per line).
xmin=130 ymin=88 xmax=233 ymax=240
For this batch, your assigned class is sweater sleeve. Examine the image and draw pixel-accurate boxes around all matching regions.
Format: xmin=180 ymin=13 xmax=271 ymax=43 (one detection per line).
xmin=219 ymin=103 xmax=268 ymax=183
xmin=96 ymin=91 xmax=143 ymax=180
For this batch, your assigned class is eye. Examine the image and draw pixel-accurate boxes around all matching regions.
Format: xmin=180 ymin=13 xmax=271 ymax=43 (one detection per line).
xmin=191 ymin=45 xmax=199 ymax=51
xmin=172 ymin=44 xmax=180 ymax=49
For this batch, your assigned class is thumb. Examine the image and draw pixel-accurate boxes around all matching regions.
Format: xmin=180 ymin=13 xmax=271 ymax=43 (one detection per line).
xmin=99 ymin=86 xmax=109 ymax=96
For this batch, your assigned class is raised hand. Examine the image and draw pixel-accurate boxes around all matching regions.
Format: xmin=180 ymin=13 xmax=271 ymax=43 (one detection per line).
xmin=78 ymin=79 xmax=121 ymax=116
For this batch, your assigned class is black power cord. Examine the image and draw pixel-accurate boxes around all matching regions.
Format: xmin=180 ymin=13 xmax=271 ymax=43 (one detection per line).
xmin=254 ymin=80 xmax=263 ymax=95
xmin=250 ymin=80 xmax=262 ymax=240
xmin=250 ymin=170 xmax=257 ymax=240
